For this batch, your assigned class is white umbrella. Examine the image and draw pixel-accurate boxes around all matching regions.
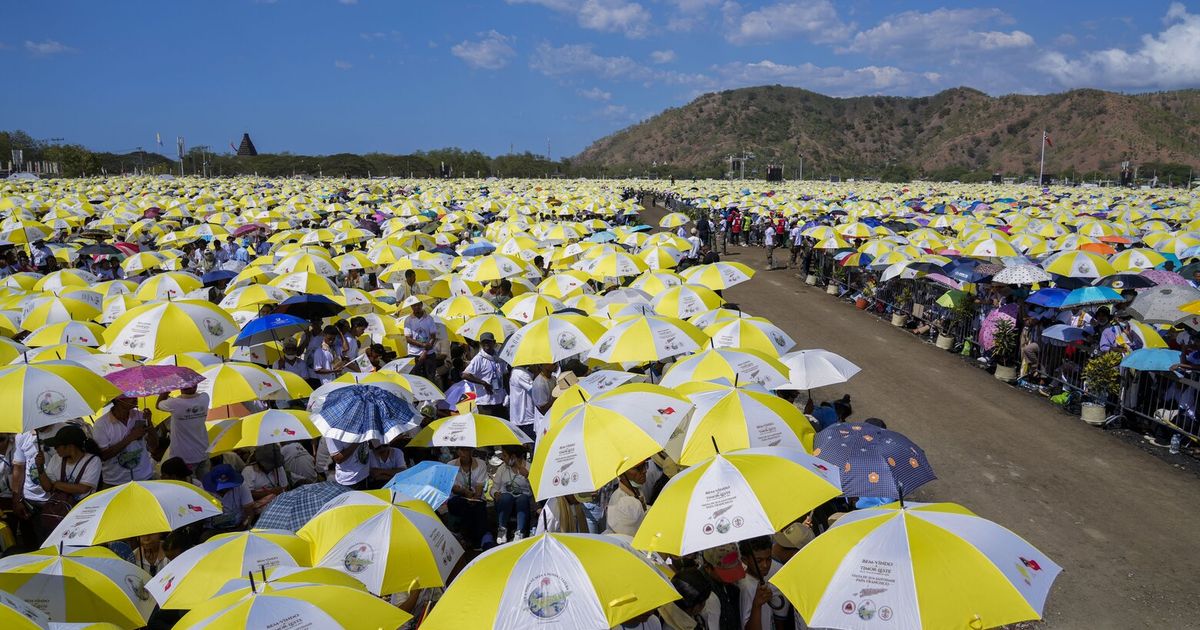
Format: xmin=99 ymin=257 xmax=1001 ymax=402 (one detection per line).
xmin=777 ymin=349 xmax=862 ymax=390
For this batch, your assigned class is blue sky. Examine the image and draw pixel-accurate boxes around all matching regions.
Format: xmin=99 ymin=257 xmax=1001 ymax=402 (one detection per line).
xmin=3 ymin=1 xmax=1198 ymax=158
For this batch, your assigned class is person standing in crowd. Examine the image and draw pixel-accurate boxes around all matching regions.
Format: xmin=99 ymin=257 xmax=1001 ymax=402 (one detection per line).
xmin=605 ymin=459 xmax=648 ymax=542
xmin=659 ymin=568 xmax=714 ymax=630
xmin=327 ymin=436 xmax=370 ymax=489
xmin=700 ymin=543 xmax=745 ymax=630
xmin=157 ymin=385 xmax=212 ymax=478
xmin=738 ymin=536 xmax=792 ymax=630
xmin=463 ymin=332 xmax=508 ymax=418
xmin=404 ymin=299 xmax=439 ymax=378
xmin=94 ymin=397 xmax=158 ymax=485
xmin=507 ymin=363 xmax=541 ymax=437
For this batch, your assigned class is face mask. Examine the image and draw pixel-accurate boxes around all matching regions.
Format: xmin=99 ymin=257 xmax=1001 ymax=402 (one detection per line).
xmin=628 ymin=480 xmax=642 ymax=489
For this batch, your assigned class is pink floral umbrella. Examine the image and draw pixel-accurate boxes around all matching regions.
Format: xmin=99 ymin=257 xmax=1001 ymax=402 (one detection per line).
xmin=105 ymin=365 xmax=205 ymax=398
xmin=978 ymin=303 xmax=1019 ymax=351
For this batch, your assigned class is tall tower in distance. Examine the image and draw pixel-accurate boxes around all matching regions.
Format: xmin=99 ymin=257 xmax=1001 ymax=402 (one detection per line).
xmin=237 ymin=133 xmax=258 ymax=156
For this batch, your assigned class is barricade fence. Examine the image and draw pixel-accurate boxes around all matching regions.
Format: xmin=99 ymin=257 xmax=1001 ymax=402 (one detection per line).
xmin=663 ymin=200 xmax=1199 ymax=445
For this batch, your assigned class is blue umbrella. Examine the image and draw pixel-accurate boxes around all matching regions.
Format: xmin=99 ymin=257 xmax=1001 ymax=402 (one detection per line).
xmin=233 ymin=313 xmax=309 ymax=347
xmin=1042 ymin=324 xmax=1088 ymax=343
xmin=383 ymin=460 xmax=458 ymax=510
xmin=273 ymin=294 xmax=344 ymax=320
xmin=1061 ymin=286 xmax=1123 ymax=308
xmin=201 ymin=269 xmax=237 ymax=286
xmin=942 ymin=258 xmax=991 ymax=283
xmin=813 ymin=423 xmax=935 ymax=500
xmin=314 ymin=384 xmax=418 ymax=444
xmin=255 ymin=481 xmax=352 ymax=531
xmin=1120 ymin=348 xmax=1181 ymax=372
xmin=460 ymin=241 xmax=496 ymax=256
xmin=588 ymin=230 xmax=617 ymax=243
xmin=1026 ymin=288 xmax=1070 ymax=308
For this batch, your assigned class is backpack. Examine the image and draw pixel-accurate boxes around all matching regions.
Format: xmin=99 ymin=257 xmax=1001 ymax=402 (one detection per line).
xmin=40 ymin=455 xmax=97 ymax=532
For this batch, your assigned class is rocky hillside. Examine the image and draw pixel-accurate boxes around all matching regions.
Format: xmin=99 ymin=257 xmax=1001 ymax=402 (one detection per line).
xmin=575 ymin=86 xmax=1200 ymax=179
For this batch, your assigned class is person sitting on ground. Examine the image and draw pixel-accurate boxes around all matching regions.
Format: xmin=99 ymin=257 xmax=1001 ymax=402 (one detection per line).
xmin=201 ymin=464 xmax=255 ymax=534
xmin=367 ymin=440 xmax=407 ymax=488
xmin=448 ymin=446 xmax=489 ymax=550
xmin=242 ymin=445 xmax=290 ymax=511
xmin=37 ymin=425 xmax=101 ymax=504
xmin=491 ymin=445 xmax=533 ymax=543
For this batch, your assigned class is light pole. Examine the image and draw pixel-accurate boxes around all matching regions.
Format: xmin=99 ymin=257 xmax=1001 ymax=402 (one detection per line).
xmin=798 ymin=155 xmax=804 ymax=181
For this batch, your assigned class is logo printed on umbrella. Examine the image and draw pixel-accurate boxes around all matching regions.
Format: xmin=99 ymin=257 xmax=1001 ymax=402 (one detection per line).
xmin=36 ymin=390 xmax=67 ymax=416
xmin=525 ymin=573 xmax=571 ymax=619
xmin=126 ymin=574 xmax=152 ymax=601
xmin=344 ymin=543 xmax=374 ymax=573
xmin=556 ymin=332 xmax=577 ymax=351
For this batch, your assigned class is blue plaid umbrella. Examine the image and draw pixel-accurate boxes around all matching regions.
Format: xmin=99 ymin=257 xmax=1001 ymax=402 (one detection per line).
xmin=256 ymin=481 xmax=351 ymax=531
xmin=313 ymin=384 xmax=419 ymax=443
xmin=813 ymin=424 xmax=935 ymax=500
xmin=383 ymin=460 xmax=458 ymax=510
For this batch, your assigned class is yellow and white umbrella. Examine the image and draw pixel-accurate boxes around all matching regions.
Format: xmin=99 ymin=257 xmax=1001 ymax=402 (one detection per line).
xmin=275 ymin=250 xmax=338 ymax=276
xmin=532 ymin=384 xmax=693 ymax=500
xmin=770 ymin=502 xmax=1062 ymax=630
xmin=630 ymin=270 xmax=684 ymax=294
xmin=408 ymin=412 xmax=531 ymax=447
xmin=194 ymin=362 xmax=285 ymax=408
xmin=454 ymin=313 xmax=519 ymax=342
xmin=206 ymin=409 xmax=320 ymax=453
xmin=669 ymin=380 xmax=816 ymax=464
xmin=423 ymin=533 xmax=678 ymax=630
xmin=573 ymin=251 xmax=647 ymax=279
xmin=103 ymin=300 xmax=236 ymax=359
xmin=1041 ymin=250 xmax=1115 ymax=279
xmin=218 ymin=284 xmax=290 ymax=311
xmin=20 ymin=295 xmax=101 ymax=330
xmin=297 ymin=490 xmax=463 ymax=594
xmin=0 ymin=361 xmax=122 ymax=432
xmin=633 ymin=448 xmax=841 ymax=555
xmin=658 ymin=211 xmax=691 ymax=228
xmin=0 ymin=547 xmax=155 ymax=628
xmin=460 ymin=253 xmax=526 ymax=282
xmin=22 ymin=321 xmax=106 ymax=348
xmin=134 ymin=272 xmax=203 ymax=301
xmin=44 ymin=480 xmax=223 ymax=547
xmin=431 ymin=295 xmax=495 ymax=319
xmin=498 ymin=314 xmax=606 ymax=366
xmin=680 ymin=261 xmax=755 ymax=290
xmin=173 ymin=571 xmax=410 ymax=630
xmin=660 ymin=347 xmax=790 ymax=389
xmin=0 ymin=588 xmax=48 ymax=630
xmin=651 ymin=283 xmax=725 ymax=318
xmin=703 ymin=316 xmax=796 ymax=356
xmin=500 ymin=292 xmax=565 ymax=323
xmin=267 ymin=271 xmax=338 ymax=295
xmin=119 ymin=252 xmax=165 ymax=275
xmin=98 ymin=294 xmax=143 ymax=325
xmin=146 ymin=530 xmax=311 ymax=609
xmin=588 ymin=315 xmax=706 ymax=364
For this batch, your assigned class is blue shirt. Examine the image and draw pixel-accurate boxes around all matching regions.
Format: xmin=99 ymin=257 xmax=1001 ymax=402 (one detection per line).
xmin=811 ymin=405 xmax=839 ymax=430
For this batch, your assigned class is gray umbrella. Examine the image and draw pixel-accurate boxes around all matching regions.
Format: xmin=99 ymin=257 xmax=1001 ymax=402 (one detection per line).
xmin=1127 ymin=285 xmax=1200 ymax=324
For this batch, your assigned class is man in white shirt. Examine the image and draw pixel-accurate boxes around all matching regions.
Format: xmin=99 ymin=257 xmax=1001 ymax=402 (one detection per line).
xmin=93 ymin=398 xmax=157 ymax=485
xmin=508 ymin=365 xmax=539 ymax=430
xmin=737 ymin=536 xmax=792 ymax=630
xmin=10 ymin=430 xmax=49 ymax=543
xmin=309 ymin=326 xmax=340 ymax=385
xmin=463 ymin=333 xmax=508 ymax=418
xmin=404 ymin=300 xmax=439 ymax=377
xmin=157 ymin=387 xmax=212 ymax=478
xmin=326 ymin=437 xmax=370 ymax=488
xmin=393 ymin=269 xmax=427 ymax=303
xmin=686 ymin=229 xmax=703 ymax=261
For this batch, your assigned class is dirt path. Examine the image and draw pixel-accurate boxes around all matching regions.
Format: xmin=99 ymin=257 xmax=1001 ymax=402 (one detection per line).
xmin=639 ymin=201 xmax=1200 ymax=629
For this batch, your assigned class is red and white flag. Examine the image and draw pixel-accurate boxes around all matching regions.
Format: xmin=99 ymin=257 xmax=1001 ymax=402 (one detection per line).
xmin=1043 ymin=131 xmax=1052 ymax=147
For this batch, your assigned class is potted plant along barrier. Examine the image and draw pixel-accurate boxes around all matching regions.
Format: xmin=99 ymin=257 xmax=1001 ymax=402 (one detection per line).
xmin=855 ymin=280 xmax=875 ymax=310
xmin=828 ymin=267 xmax=845 ymax=295
xmin=991 ymin=318 xmax=1019 ymax=382
xmin=891 ymin=284 xmax=913 ymax=326
xmin=939 ymin=298 xmax=976 ymax=351
xmin=1081 ymin=351 xmax=1122 ymax=426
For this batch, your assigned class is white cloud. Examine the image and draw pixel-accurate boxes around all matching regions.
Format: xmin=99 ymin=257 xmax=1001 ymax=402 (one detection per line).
xmin=842 ymin=8 xmax=1032 ymax=56
xmin=711 ymin=59 xmax=940 ymax=95
xmin=578 ymin=87 xmax=613 ymax=100
xmin=334 ymin=60 xmax=353 ymax=70
xmin=24 ymin=39 xmax=73 ymax=55
xmin=1042 ymin=2 xmax=1200 ymax=89
xmin=650 ymin=49 xmax=677 ymax=64
xmin=508 ymin=0 xmax=652 ymax=38
xmin=530 ymin=43 xmax=706 ymax=85
xmin=452 ymin=30 xmax=517 ymax=70
xmin=664 ymin=0 xmax=719 ymax=31
xmin=724 ymin=1 xmax=853 ymax=45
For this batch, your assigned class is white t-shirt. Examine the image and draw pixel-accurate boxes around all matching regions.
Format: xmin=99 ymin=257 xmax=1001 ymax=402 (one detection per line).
xmin=159 ymin=393 xmax=211 ymax=466
xmin=310 ymin=346 xmax=337 ymax=384
xmin=280 ymin=442 xmax=317 ymax=483
xmin=464 ymin=352 xmax=507 ymax=406
xmin=12 ymin=432 xmax=47 ymax=503
xmin=92 ymin=410 xmax=155 ymax=484
xmin=737 ymin=559 xmax=789 ymax=630
xmin=508 ymin=367 xmax=537 ymax=427
xmin=326 ymin=438 xmax=370 ymax=486
xmin=368 ymin=447 xmax=407 ymax=473
xmin=404 ymin=314 xmax=438 ymax=357
xmin=453 ymin=457 xmax=488 ymax=493
xmin=242 ymin=465 xmax=289 ymax=493
xmin=687 ymin=235 xmax=702 ymax=258
xmin=44 ymin=453 xmax=102 ymax=501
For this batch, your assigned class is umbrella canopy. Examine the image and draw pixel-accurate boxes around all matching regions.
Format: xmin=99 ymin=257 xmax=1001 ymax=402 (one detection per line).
xmin=255 ymin=481 xmax=352 ymax=531
xmin=498 ymin=314 xmax=605 ymax=366
xmin=703 ymin=317 xmax=796 ymax=356
xmin=1120 ymin=348 xmax=1181 ymax=372
xmin=1025 ymin=288 xmax=1070 ymax=308
xmin=206 ymin=409 xmax=320 ymax=453
xmin=0 ymin=361 xmax=122 ymax=432
xmin=1041 ymin=324 xmax=1088 ymax=344
xmin=382 ymin=460 xmax=458 ymax=510
xmin=422 ymin=533 xmax=678 ymax=630
xmin=45 ymin=480 xmax=222 ymax=547
xmin=0 ymin=589 xmax=48 ymax=630
xmin=1128 ymin=285 xmax=1200 ymax=324
xmin=633 ymin=448 xmax=842 ymax=555
xmin=660 ymin=347 xmax=790 ymax=389
xmin=233 ymin=313 xmax=308 ymax=347
xmin=532 ymin=384 xmax=693 ymax=500
xmin=272 ymin=294 xmax=344 ymax=319
xmin=146 ymin=530 xmax=310 ymax=609
xmin=103 ymin=300 xmax=237 ymax=359
xmin=312 ymin=384 xmax=419 ymax=444
xmin=669 ymin=380 xmax=815 ymax=465
xmin=991 ymin=264 xmax=1051 ymax=285
xmin=681 ymin=261 xmax=755 ymax=290
xmin=770 ymin=502 xmax=1062 ymax=630
xmin=777 ymin=349 xmax=862 ymax=391
xmin=407 ymin=412 xmax=531 ymax=447
xmin=1060 ymin=286 xmax=1123 ymax=308
xmin=588 ymin=315 xmax=706 ymax=364
xmin=0 ymin=547 xmax=154 ymax=628
xmin=813 ymin=423 xmax=936 ymax=499
xmin=104 ymin=365 xmax=203 ymax=398
xmin=297 ymin=490 xmax=462 ymax=594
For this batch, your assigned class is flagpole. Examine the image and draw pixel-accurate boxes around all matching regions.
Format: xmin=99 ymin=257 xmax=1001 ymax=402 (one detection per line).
xmin=1038 ymin=130 xmax=1046 ymax=187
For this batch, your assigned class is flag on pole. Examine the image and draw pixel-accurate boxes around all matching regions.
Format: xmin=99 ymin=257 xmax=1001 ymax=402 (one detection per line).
xmin=156 ymin=132 xmax=162 ymax=146
xmin=1043 ymin=131 xmax=1052 ymax=147
xmin=230 ymin=141 xmax=237 ymax=152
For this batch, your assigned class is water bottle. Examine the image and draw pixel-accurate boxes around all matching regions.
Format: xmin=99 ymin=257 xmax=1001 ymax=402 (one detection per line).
xmin=1169 ymin=434 xmax=1181 ymax=455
